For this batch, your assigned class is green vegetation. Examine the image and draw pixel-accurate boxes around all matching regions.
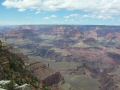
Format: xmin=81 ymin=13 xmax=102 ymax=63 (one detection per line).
xmin=4 ymin=80 xmax=16 ymax=90
xmin=44 ymin=86 xmax=51 ymax=90
xmin=0 ymin=40 xmax=39 ymax=89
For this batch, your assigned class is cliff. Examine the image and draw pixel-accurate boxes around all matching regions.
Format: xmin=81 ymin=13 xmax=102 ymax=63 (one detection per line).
xmin=0 ymin=40 xmax=63 ymax=90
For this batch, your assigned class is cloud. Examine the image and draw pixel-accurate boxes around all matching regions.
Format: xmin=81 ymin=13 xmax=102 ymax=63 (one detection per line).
xmin=83 ymin=14 xmax=112 ymax=20
xmin=2 ymin=0 xmax=40 ymax=11
xmin=64 ymin=14 xmax=80 ymax=19
xmin=2 ymin=0 xmax=120 ymax=19
xmin=64 ymin=14 xmax=80 ymax=21
xmin=44 ymin=15 xmax=57 ymax=19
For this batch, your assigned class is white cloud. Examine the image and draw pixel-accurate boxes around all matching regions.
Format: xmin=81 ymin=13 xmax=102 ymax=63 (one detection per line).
xmin=64 ymin=14 xmax=80 ymax=19
xmin=2 ymin=0 xmax=40 ymax=11
xmin=2 ymin=0 xmax=120 ymax=19
xmin=64 ymin=14 xmax=80 ymax=21
xmin=83 ymin=14 xmax=112 ymax=20
xmin=44 ymin=14 xmax=57 ymax=19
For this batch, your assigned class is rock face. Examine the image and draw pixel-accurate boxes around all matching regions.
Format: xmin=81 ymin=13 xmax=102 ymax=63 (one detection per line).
xmin=42 ymin=72 xmax=63 ymax=87
xmin=52 ymin=27 xmax=65 ymax=35
xmin=28 ymin=62 xmax=64 ymax=90
xmin=84 ymin=30 xmax=98 ymax=40
xmin=114 ymin=32 xmax=120 ymax=41
xmin=99 ymin=74 xmax=119 ymax=90
xmin=106 ymin=33 xmax=114 ymax=40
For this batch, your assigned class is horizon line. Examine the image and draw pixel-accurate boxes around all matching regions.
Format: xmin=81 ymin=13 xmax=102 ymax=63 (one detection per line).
xmin=0 ymin=24 xmax=120 ymax=26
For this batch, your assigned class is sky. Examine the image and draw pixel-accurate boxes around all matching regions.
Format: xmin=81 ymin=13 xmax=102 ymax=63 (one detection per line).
xmin=0 ymin=0 xmax=120 ymax=25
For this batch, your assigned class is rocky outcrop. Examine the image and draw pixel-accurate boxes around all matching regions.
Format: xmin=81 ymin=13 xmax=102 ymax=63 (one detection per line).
xmin=84 ymin=30 xmax=98 ymax=40
xmin=99 ymin=74 xmax=119 ymax=90
xmin=41 ymin=72 xmax=64 ymax=88
xmin=27 ymin=62 xmax=64 ymax=90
